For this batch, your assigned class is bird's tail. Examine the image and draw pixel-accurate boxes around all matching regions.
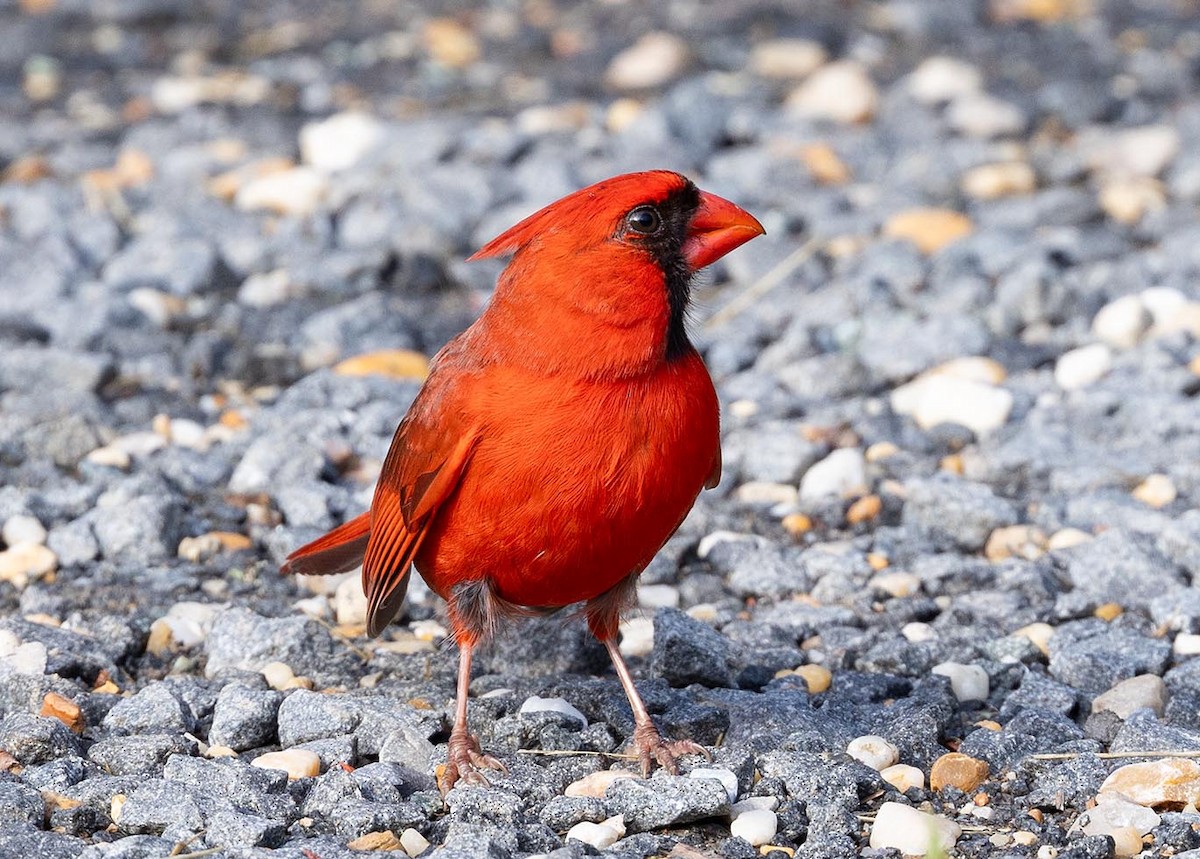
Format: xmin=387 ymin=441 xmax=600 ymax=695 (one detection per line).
xmin=280 ymin=512 xmax=371 ymax=577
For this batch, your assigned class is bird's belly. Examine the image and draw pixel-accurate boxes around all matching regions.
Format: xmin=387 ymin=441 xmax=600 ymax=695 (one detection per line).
xmin=414 ymin=358 xmax=719 ymax=608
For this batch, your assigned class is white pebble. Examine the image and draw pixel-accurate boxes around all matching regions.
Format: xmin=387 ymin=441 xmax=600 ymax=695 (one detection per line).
xmin=902 ymin=622 xmax=937 ymax=643
xmin=946 ymin=92 xmax=1025 ymax=139
xmin=688 ymin=767 xmax=739 ymax=803
xmin=299 ymin=111 xmax=384 ymax=172
xmin=518 ymin=696 xmax=587 ymax=727
xmin=697 ymin=531 xmax=755 ymax=559
xmin=1073 ymin=793 xmax=1159 ymax=857
xmin=1140 ymin=286 xmax=1189 ymax=328
xmin=1175 ymin=634 xmax=1200 ymax=656
xmin=908 ymin=56 xmax=982 ymax=104
xmin=251 ymin=749 xmax=321 ymax=780
xmin=618 ymin=617 xmax=655 ymax=657
xmin=235 ymin=166 xmax=328 ymax=216
xmin=846 ymin=735 xmax=899 ymax=771
xmin=881 ymin=764 xmax=925 ymax=792
xmin=890 ymin=375 xmax=1013 ymax=435
xmin=787 ymin=60 xmax=878 ymax=124
xmin=1092 ymin=294 xmax=1151 ymax=349
xmin=932 ymin=662 xmax=990 ymax=702
xmin=604 ymin=32 xmax=688 ymax=91
xmin=799 ymin=448 xmax=866 ymax=501
xmin=2 ymin=514 xmax=46 ymax=547
xmin=261 ymin=661 xmax=295 ymax=690
xmin=400 ymin=828 xmax=430 ymax=857
xmin=335 ymin=575 xmax=369 ymax=626
xmin=4 ymin=641 xmax=47 ymax=676
xmin=730 ymin=797 xmax=779 ymax=815
xmin=1055 ymin=344 xmax=1113 ymax=390
xmin=565 ymin=770 xmax=636 ymax=798
xmin=636 ymin=584 xmax=680 ymax=609
xmin=730 ymin=808 xmax=778 ymax=846
xmin=566 ymin=815 xmax=626 ymax=849
xmin=869 ymin=802 xmax=962 ymax=855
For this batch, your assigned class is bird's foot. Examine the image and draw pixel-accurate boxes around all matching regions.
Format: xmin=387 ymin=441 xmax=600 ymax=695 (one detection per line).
xmin=631 ymin=722 xmax=710 ymax=777
xmin=440 ymin=729 xmax=506 ymax=794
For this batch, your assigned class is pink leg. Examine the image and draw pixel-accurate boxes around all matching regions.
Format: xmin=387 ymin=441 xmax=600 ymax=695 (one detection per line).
xmin=440 ymin=640 xmax=506 ymax=794
xmin=601 ymin=637 xmax=709 ymax=776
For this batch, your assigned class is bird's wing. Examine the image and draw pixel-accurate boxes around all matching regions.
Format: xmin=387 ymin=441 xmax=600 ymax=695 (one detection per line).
xmin=362 ymin=366 xmax=480 ymax=638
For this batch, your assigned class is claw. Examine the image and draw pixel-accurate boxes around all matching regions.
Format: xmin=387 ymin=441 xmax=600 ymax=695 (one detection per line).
xmin=632 ymin=722 xmax=708 ymax=777
xmin=440 ymin=729 xmax=505 ymax=794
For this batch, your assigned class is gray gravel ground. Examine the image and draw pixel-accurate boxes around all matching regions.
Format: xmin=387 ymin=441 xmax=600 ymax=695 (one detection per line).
xmin=2 ymin=1 xmax=1200 ymax=857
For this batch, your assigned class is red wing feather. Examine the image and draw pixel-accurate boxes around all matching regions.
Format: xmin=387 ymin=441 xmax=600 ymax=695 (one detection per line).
xmin=281 ymin=511 xmax=371 ymax=577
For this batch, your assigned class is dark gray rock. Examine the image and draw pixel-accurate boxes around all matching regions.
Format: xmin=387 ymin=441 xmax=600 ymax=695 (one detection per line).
xmin=203 ymin=607 xmax=362 ymax=687
xmin=0 ymin=780 xmax=46 ymax=827
xmin=1062 ymin=530 xmax=1186 ymax=609
xmin=203 ymin=809 xmax=287 ymax=849
xmin=650 ymin=608 xmax=735 ymax=688
xmin=903 ymin=476 xmax=1019 ymax=552
xmin=277 ymin=688 xmax=441 ymax=755
xmin=1048 ymin=624 xmax=1171 ymax=694
xmin=0 ymin=713 xmax=82 ymax=764
xmin=207 ymin=683 xmax=283 ymax=751
xmin=604 ymin=774 xmax=730 ymax=832
xmin=101 ymin=685 xmax=195 ymax=736
xmin=88 ymin=734 xmax=197 ymax=776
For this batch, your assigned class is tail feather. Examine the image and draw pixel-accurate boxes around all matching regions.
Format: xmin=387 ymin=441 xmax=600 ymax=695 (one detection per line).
xmin=281 ymin=512 xmax=371 ymax=577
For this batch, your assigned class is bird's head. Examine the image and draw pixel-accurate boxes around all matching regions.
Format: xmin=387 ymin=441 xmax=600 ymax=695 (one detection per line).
xmin=470 ymin=171 xmax=764 ymax=371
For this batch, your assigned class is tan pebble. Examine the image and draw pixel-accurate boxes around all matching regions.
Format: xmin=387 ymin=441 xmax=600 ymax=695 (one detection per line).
xmin=1100 ymin=758 xmax=1200 ymax=806
xmin=1190 ymin=354 xmax=1200 ymax=376
xmin=334 ymin=349 xmax=429 ymax=381
xmin=928 ymin=356 xmax=1009 ymax=385
xmin=283 ymin=676 xmax=314 ymax=690
xmin=565 ymin=769 xmax=637 ymax=798
xmin=883 ymin=208 xmax=973 ymax=255
xmin=605 ymin=32 xmax=689 ymax=91
xmin=800 ymin=142 xmax=851 ymax=185
xmin=961 ymin=162 xmax=1037 ymax=199
xmin=251 ymin=749 xmax=321 ymax=780
xmin=758 ymin=846 xmax=794 ymax=857
xmin=940 ymin=454 xmax=965 ymax=475
xmin=145 ymin=619 xmax=175 ymax=657
xmin=40 ymin=692 xmax=84 ymax=733
xmin=410 ymin=620 xmax=447 ymax=641
xmin=930 ymin=752 xmax=989 ymax=792
xmin=870 ymin=572 xmax=920 ymax=599
xmin=749 ymin=38 xmax=827 ymax=79
xmin=1012 ymin=831 xmax=1038 ymax=846
xmin=2 ymin=153 xmax=54 ymax=183
xmin=261 ymin=661 xmax=295 ymax=690
xmin=866 ymin=553 xmax=889 ymax=571
xmin=880 ymin=763 xmax=924 ymax=792
xmin=348 ymin=830 xmax=404 ymax=851
xmin=795 ymin=664 xmax=832 ymax=694
xmin=235 ymin=166 xmax=328 ymax=216
xmin=865 ymin=442 xmax=899 ymax=462
xmin=984 ymin=525 xmax=1048 ymax=561
xmin=781 ymin=513 xmax=812 ymax=536
xmin=110 ymin=794 xmax=126 ymax=823
xmin=990 ymin=0 xmax=1091 ymax=24
xmin=1014 ymin=622 xmax=1055 ymax=655
xmin=93 ymin=679 xmax=120 ymax=695
xmin=1099 ymin=177 xmax=1166 ymax=224
xmin=1132 ymin=474 xmax=1176 ymax=509
xmin=206 ymin=745 xmax=237 ymax=758
xmin=0 ymin=542 xmax=57 ymax=588
xmin=735 ymin=482 xmax=799 ymax=505
xmin=786 ymin=60 xmax=878 ymax=124
xmin=1047 ymin=528 xmax=1092 ymax=551
xmin=422 ymin=18 xmax=481 ymax=68
xmin=605 ymin=98 xmax=643 ymax=133
xmin=975 ymin=719 xmax=1003 ymax=731
xmin=1094 ymin=603 xmax=1123 ymax=622
xmin=177 ymin=534 xmax=223 ymax=563
xmin=846 ymin=495 xmax=882 ymax=525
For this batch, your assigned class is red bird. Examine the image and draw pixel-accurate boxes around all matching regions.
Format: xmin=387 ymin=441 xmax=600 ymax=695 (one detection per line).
xmin=283 ymin=171 xmax=764 ymax=790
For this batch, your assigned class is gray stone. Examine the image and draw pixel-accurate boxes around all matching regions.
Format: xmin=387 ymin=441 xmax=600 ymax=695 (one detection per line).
xmin=0 ymin=780 xmax=45 ymax=827
xmin=208 ymin=684 xmax=283 ymax=751
xmin=1063 ymin=530 xmax=1185 ymax=609
xmin=0 ymin=713 xmax=82 ymax=764
xmin=203 ymin=809 xmax=287 ymax=849
xmin=277 ymin=688 xmax=441 ymax=756
xmin=650 ymin=608 xmax=734 ymax=688
xmin=88 ymin=734 xmax=197 ymax=776
xmin=903 ymin=476 xmax=1018 ymax=552
xmin=1048 ymin=624 xmax=1171 ymax=695
xmin=604 ymin=774 xmax=730 ymax=832
xmin=101 ymin=685 xmax=195 ymax=736
xmin=204 ymin=607 xmax=361 ymax=688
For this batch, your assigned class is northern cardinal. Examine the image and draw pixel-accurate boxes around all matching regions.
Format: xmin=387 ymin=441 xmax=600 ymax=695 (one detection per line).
xmin=283 ymin=170 xmax=763 ymax=790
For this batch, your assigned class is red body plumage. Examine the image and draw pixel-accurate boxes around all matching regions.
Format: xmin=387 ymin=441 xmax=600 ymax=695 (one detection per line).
xmin=283 ymin=170 xmax=762 ymax=789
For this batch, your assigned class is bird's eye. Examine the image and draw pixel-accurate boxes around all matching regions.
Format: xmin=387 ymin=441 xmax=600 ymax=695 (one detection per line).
xmin=625 ymin=205 xmax=662 ymax=235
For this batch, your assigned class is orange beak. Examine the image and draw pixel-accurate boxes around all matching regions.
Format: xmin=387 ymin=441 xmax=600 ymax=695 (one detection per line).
xmin=682 ymin=190 xmax=765 ymax=270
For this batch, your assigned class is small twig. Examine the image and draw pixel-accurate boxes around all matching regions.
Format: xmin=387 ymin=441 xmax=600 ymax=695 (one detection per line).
xmin=704 ymin=238 xmax=822 ymax=330
xmin=168 ymin=833 xmax=208 ymax=857
xmin=515 ymin=749 xmax=640 ymax=760
xmin=1030 ymin=749 xmax=1200 ymax=761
